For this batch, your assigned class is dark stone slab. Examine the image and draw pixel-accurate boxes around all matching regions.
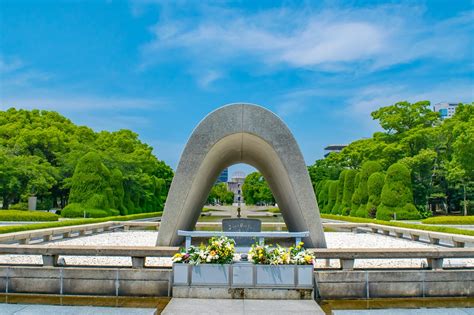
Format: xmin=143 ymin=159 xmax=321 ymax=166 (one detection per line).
xmin=222 ymin=218 xmax=261 ymax=246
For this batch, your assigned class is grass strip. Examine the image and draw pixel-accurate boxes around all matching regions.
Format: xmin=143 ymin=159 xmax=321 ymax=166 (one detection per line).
xmin=421 ymin=216 xmax=474 ymax=225
xmin=0 ymin=212 xmax=162 ymax=234
xmin=321 ymin=214 xmax=474 ymax=237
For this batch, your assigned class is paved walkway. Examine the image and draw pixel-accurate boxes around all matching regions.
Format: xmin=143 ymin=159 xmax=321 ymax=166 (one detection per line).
xmin=333 ymin=308 xmax=474 ymax=314
xmin=161 ymin=298 xmax=324 ymax=314
xmin=0 ymin=303 xmax=156 ymax=314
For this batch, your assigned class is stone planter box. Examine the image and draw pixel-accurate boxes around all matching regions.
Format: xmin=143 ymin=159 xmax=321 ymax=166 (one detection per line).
xmin=173 ymin=263 xmax=313 ymax=289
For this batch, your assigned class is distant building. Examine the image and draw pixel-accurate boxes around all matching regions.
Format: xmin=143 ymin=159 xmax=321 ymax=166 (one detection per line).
xmin=324 ymin=144 xmax=347 ymax=158
xmin=227 ymin=171 xmax=246 ymax=205
xmin=433 ymin=102 xmax=459 ymax=120
xmin=216 ymin=168 xmax=229 ymax=183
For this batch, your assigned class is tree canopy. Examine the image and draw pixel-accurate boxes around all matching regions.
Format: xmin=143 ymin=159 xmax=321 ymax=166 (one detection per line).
xmin=0 ymin=108 xmax=173 ymax=214
xmin=309 ymin=101 xmax=474 ymax=219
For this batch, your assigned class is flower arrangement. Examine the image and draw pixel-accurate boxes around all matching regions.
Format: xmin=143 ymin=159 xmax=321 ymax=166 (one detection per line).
xmin=172 ymin=236 xmax=236 ymax=265
xmin=248 ymin=241 xmax=315 ymax=265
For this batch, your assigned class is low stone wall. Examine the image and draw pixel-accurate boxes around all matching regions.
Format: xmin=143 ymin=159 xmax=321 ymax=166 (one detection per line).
xmin=0 ymin=266 xmax=171 ymax=297
xmin=0 ymin=266 xmax=472 ymax=299
xmin=315 ymin=269 xmax=474 ymax=299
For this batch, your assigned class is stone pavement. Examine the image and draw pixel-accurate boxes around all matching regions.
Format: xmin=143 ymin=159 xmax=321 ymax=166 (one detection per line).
xmin=333 ymin=308 xmax=474 ymax=314
xmin=161 ymin=298 xmax=325 ymax=314
xmin=0 ymin=303 xmax=156 ymax=314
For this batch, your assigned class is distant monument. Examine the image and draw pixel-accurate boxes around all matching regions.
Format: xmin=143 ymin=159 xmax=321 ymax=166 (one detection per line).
xmin=157 ymin=103 xmax=327 ymax=248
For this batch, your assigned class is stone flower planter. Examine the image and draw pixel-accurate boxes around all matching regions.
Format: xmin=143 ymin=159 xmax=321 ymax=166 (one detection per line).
xmin=173 ymin=263 xmax=313 ymax=288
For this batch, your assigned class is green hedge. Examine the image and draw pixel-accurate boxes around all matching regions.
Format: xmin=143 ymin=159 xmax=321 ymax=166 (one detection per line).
xmin=321 ymin=214 xmax=474 ymax=237
xmin=61 ymin=203 xmax=120 ymax=218
xmin=422 ymin=216 xmax=474 ymax=225
xmin=0 ymin=210 xmax=59 ymax=221
xmin=377 ymin=163 xmax=420 ymax=221
xmin=324 ymin=181 xmax=338 ymax=213
xmin=332 ymin=170 xmax=347 ymax=215
xmin=0 ymin=212 xmax=162 ymax=234
xmin=341 ymin=169 xmax=357 ymax=216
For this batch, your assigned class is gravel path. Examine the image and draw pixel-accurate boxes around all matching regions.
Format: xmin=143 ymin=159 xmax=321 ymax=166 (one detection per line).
xmin=0 ymin=231 xmax=472 ymax=268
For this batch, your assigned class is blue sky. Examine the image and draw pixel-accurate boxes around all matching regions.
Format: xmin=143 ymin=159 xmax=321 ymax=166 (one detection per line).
xmin=1 ymin=0 xmax=473 ymax=175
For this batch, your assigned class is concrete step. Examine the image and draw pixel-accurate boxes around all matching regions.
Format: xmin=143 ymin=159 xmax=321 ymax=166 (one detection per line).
xmin=162 ymin=298 xmax=325 ymax=314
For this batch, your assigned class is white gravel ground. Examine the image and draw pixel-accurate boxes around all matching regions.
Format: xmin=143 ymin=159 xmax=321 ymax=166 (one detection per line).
xmin=1 ymin=231 xmax=472 ymax=269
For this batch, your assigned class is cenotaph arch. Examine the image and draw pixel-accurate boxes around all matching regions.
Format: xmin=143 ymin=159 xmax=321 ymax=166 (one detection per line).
xmin=157 ymin=103 xmax=327 ymax=248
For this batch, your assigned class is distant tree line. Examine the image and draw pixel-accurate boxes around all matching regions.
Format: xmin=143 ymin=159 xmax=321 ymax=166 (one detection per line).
xmin=310 ymin=101 xmax=474 ymax=219
xmin=242 ymin=172 xmax=275 ymax=205
xmin=0 ymin=108 xmax=173 ymax=216
xmin=207 ymin=182 xmax=234 ymax=205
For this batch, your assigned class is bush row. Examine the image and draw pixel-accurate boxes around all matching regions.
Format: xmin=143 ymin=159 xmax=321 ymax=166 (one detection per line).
xmin=421 ymin=216 xmax=474 ymax=225
xmin=318 ymin=162 xmax=421 ymax=221
xmin=320 ymin=214 xmax=474 ymax=237
xmin=0 ymin=211 xmax=162 ymax=234
xmin=0 ymin=210 xmax=59 ymax=221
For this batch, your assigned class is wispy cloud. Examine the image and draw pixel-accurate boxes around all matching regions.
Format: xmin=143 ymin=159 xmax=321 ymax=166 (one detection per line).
xmin=196 ymin=70 xmax=222 ymax=88
xmin=344 ymin=80 xmax=474 ymax=132
xmin=139 ymin=4 xmax=473 ymax=74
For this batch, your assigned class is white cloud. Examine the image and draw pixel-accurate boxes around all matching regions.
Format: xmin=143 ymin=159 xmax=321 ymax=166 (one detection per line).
xmin=196 ymin=70 xmax=222 ymax=88
xmin=139 ymin=4 xmax=473 ymax=73
xmin=344 ymin=80 xmax=474 ymax=132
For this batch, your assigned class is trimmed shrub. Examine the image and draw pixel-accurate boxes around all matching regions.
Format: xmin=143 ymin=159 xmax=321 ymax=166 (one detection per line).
xmin=324 ymin=181 xmax=338 ymax=213
xmin=354 ymin=161 xmax=383 ymax=217
xmin=110 ymin=168 xmax=126 ymax=214
xmin=376 ymin=163 xmax=421 ymax=221
xmin=61 ymin=203 xmax=118 ymax=218
xmin=341 ymin=169 xmax=357 ymax=215
xmin=350 ymin=173 xmax=361 ymax=216
xmin=365 ymin=172 xmax=385 ymax=218
xmin=317 ymin=180 xmax=330 ymax=212
xmin=69 ymin=152 xmax=112 ymax=206
xmin=332 ymin=170 xmax=347 ymax=215
xmin=0 ymin=210 xmax=59 ymax=221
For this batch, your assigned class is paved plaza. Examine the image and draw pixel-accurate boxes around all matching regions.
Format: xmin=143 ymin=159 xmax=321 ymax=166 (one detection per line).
xmin=161 ymin=298 xmax=324 ymax=314
xmin=0 ymin=303 xmax=155 ymax=315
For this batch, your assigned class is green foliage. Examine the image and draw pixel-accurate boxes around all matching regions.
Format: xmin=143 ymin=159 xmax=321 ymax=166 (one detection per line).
xmin=0 ymin=210 xmax=59 ymax=221
xmin=310 ymin=101 xmax=474 ymax=218
xmin=8 ymin=202 xmax=28 ymax=210
xmin=242 ymin=172 xmax=275 ymax=205
xmin=377 ymin=163 xmax=420 ymax=220
xmin=0 ymin=108 xmax=173 ymax=214
xmin=341 ymin=169 xmax=357 ymax=215
xmin=365 ymin=172 xmax=385 ymax=218
xmin=0 ymin=211 xmax=162 ymax=234
xmin=61 ymin=203 xmax=119 ymax=218
xmin=371 ymin=100 xmax=439 ymax=134
xmin=422 ymin=216 xmax=474 ymax=225
xmin=323 ymin=181 xmax=338 ymax=213
xmin=316 ymin=180 xmax=329 ymax=212
xmin=332 ymin=170 xmax=347 ymax=215
xmin=350 ymin=173 xmax=361 ymax=216
xmin=353 ymin=161 xmax=383 ymax=217
xmin=320 ymin=214 xmax=474 ymax=237
xmin=207 ymin=182 xmax=234 ymax=205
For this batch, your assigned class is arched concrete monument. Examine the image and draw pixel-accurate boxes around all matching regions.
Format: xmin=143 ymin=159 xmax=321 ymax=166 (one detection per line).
xmin=157 ymin=104 xmax=327 ymax=248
